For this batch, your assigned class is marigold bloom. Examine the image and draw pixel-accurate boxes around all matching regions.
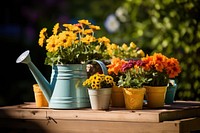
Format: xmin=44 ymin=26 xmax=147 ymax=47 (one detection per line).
xmin=141 ymin=53 xmax=181 ymax=86
xmin=166 ymin=58 xmax=181 ymax=78
xmin=107 ymin=57 xmax=127 ymax=75
xmin=141 ymin=55 xmax=153 ymax=71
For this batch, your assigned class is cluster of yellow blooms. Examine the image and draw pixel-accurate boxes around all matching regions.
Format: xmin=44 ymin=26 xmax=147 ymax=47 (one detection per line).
xmin=38 ymin=19 xmax=145 ymax=66
xmin=39 ymin=19 xmax=103 ymax=52
xmin=38 ymin=19 xmax=111 ymax=65
xmin=105 ymin=42 xmax=145 ymax=59
xmin=82 ymin=73 xmax=115 ymax=90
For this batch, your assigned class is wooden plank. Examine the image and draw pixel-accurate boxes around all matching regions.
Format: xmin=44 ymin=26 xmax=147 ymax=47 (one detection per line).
xmin=157 ymin=107 xmax=200 ymax=122
xmin=0 ymin=118 xmax=180 ymax=133
xmin=179 ymin=117 xmax=200 ymax=133
xmin=47 ymin=109 xmax=161 ymax=122
xmin=0 ymin=107 xmax=160 ymax=122
xmin=1 ymin=117 xmax=200 ymax=133
xmin=0 ymin=101 xmax=200 ymax=123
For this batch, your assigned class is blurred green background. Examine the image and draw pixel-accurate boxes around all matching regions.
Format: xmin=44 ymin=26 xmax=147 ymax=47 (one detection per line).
xmin=1 ymin=0 xmax=199 ymax=106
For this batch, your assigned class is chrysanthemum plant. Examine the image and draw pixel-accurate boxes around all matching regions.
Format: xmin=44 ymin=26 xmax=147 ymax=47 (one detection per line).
xmin=82 ymin=73 xmax=115 ymax=90
xmin=38 ymin=19 xmax=111 ymax=66
xmin=117 ymin=59 xmax=151 ymax=89
xmin=141 ymin=53 xmax=181 ymax=86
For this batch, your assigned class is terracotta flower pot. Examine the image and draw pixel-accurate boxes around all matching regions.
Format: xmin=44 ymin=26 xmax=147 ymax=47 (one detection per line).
xmin=111 ymin=86 xmax=125 ymax=107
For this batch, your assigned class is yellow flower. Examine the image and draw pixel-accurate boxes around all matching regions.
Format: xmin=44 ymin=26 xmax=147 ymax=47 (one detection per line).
xmin=38 ymin=28 xmax=47 ymax=47
xmin=89 ymin=25 xmax=100 ymax=30
xmin=63 ymin=24 xmax=80 ymax=31
xmin=130 ymin=42 xmax=136 ymax=49
xmin=83 ymin=73 xmax=115 ymax=90
xmin=52 ymin=23 xmax=59 ymax=35
xmin=46 ymin=42 xmax=59 ymax=53
xmin=83 ymin=29 xmax=93 ymax=34
xmin=95 ymin=45 xmax=100 ymax=51
xmin=137 ymin=49 xmax=145 ymax=57
xmin=111 ymin=43 xmax=118 ymax=50
xmin=104 ymin=41 xmax=145 ymax=59
xmin=81 ymin=35 xmax=96 ymax=44
xmin=98 ymin=36 xmax=111 ymax=44
xmin=78 ymin=19 xmax=91 ymax=25
xmin=38 ymin=19 xmax=110 ymax=65
xmin=122 ymin=43 xmax=128 ymax=51
xmin=38 ymin=37 xmax=45 ymax=47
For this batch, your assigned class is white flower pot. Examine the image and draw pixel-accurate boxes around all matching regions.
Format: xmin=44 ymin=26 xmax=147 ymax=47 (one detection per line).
xmin=88 ymin=88 xmax=112 ymax=110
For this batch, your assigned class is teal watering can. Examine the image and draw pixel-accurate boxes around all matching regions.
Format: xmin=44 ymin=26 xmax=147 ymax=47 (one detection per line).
xmin=16 ymin=50 xmax=108 ymax=109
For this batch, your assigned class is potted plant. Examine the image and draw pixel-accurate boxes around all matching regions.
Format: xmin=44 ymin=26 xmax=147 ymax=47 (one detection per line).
xmin=141 ymin=53 xmax=182 ymax=108
xmin=82 ymin=73 xmax=115 ymax=110
xmin=105 ymin=42 xmax=145 ymax=107
xmin=106 ymin=57 xmax=127 ymax=107
xmin=35 ymin=19 xmax=112 ymax=109
xmin=38 ymin=19 xmax=111 ymax=65
xmin=117 ymin=59 xmax=151 ymax=110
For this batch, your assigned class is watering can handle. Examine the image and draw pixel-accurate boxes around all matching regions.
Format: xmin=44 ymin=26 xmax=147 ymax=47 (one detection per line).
xmin=87 ymin=60 xmax=108 ymax=75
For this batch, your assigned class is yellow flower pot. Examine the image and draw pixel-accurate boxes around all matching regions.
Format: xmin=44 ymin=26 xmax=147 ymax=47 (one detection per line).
xmin=33 ymin=84 xmax=48 ymax=107
xmin=111 ymin=86 xmax=125 ymax=107
xmin=123 ymin=88 xmax=146 ymax=110
xmin=144 ymin=86 xmax=167 ymax=108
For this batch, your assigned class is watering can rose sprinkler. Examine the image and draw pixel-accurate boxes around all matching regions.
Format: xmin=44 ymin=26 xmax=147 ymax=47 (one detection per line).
xmin=16 ymin=50 xmax=91 ymax=109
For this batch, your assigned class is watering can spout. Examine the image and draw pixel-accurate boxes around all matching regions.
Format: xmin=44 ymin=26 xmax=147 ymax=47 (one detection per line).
xmin=16 ymin=50 xmax=52 ymax=102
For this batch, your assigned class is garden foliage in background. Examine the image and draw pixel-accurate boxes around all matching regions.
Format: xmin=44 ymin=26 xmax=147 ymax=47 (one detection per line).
xmin=100 ymin=0 xmax=200 ymax=101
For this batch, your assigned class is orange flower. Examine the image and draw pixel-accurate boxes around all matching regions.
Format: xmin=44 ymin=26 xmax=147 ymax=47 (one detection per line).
xmin=141 ymin=53 xmax=181 ymax=86
xmin=152 ymin=53 xmax=168 ymax=72
xmin=107 ymin=57 xmax=127 ymax=75
xmin=166 ymin=58 xmax=181 ymax=78
xmin=141 ymin=55 xmax=153 ymax=71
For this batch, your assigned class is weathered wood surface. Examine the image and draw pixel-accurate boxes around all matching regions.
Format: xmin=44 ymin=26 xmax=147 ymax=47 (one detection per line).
xmin=0 ymin=101 xmax=199 ymax=123
xmin=0 ymin=101 xmax=200 ymax=133
xmin=1 ymin=118 xmax=200 ymax=133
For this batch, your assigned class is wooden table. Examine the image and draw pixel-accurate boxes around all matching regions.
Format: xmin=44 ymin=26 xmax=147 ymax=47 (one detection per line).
xmin=0 ymin=101 xmax=200 ymax=133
